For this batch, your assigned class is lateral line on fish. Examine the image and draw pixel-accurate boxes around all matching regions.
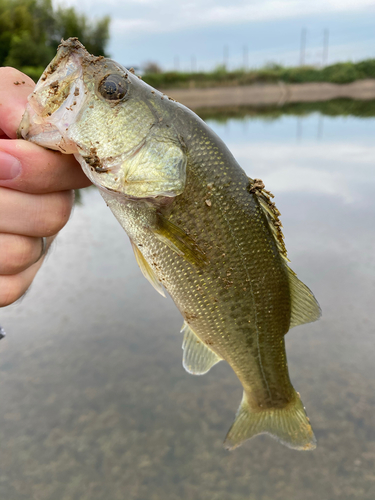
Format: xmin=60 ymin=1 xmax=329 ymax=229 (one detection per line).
xmin=218 ymin=201 xmax=273 ymax=404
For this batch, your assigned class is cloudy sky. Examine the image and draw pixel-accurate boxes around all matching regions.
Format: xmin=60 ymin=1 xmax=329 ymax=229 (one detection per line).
xmin=53 ymin=0 xmax=375 ymax=71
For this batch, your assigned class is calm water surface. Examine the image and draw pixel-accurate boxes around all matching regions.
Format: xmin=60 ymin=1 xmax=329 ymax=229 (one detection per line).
xmin=1 ymin=111 xmax=375 ymax=500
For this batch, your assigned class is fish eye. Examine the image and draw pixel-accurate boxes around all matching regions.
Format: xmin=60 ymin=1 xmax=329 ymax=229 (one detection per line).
xmin=98 ymin=74 xmax=127 ymax=101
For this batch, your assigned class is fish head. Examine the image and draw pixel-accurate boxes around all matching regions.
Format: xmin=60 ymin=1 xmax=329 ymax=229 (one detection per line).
xmin=18 ymin=38 xmax=187 ymax=199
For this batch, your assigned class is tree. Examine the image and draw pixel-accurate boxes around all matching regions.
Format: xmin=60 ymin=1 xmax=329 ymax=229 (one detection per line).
xmin=0 ymin=0 xmax=110 ymax=80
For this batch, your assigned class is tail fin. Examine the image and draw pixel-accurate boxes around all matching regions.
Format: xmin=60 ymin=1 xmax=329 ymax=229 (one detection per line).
xmin=224 ymin=391 xmax=316 ymax=451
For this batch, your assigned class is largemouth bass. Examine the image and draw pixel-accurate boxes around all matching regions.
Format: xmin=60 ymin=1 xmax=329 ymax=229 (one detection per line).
xmin=18 ymin=38 xmax=321 ymax=450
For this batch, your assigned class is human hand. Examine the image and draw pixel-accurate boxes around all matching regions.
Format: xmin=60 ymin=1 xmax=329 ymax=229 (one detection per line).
xmin=0 ymin=67 xmax=91 ymax=307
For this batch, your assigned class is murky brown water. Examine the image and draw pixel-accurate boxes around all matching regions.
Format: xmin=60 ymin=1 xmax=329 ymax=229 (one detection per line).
xmin=1 ymin=110 xmax=374 ymax=500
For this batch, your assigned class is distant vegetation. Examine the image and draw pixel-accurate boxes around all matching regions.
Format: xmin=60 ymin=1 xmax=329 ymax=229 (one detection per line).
xmin=0 ymin=0 xmax=110 ymax=80
xmin=197 ymin=99 xmax=375 ymax=122
xmin=143 ymin=60 xmax=375 ymax=90
xmin=1 ymin=1 xmax=374 ymax=90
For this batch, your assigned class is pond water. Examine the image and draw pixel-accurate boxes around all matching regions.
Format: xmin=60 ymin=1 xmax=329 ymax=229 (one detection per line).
xmin=1 ymin=106 xmax=375 ymax=500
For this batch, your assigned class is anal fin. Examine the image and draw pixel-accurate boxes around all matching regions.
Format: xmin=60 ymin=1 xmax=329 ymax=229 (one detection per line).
xmin=130 ymin=240 xmax=166 ymax=297
xmin=181 ymin=321 xmax=222 ymax=375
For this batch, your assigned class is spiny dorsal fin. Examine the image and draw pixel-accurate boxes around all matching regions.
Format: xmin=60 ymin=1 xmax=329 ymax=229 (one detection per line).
xmin=130 ymin=240 xmax=166 ymax=297
xmin=248 ymin=178 xmax=288 ymax=261
xmin=286 ymin=266 xmax=321 ymax=329
xmin=248 ymin=178 xmax=320 ymax=330
xmin=181 ymin=321 xmax=222 ymax=375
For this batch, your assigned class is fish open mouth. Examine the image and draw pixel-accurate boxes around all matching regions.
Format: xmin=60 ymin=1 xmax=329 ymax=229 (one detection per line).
xmin=17 ymin=40 xmax=90 ymax=154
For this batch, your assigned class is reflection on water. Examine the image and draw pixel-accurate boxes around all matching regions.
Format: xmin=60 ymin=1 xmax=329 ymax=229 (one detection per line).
xmin=197 ymin=99 xmax=375 ymax=122
xmin=1 ymin=106 xmax=375 ymax=500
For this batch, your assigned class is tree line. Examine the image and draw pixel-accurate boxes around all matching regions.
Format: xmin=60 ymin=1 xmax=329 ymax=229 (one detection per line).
xmin=143 ymin=59 xmax=375 ymax=90
xmin=0 ymin=0 xmax=110 ymax=80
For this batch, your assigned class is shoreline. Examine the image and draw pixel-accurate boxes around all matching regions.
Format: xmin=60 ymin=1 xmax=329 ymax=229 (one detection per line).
xmin=163 ymin=79 xmax=375 ymax=110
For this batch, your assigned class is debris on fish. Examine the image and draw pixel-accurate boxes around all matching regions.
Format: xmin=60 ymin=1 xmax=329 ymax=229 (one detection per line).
xmin=18 ymin=38 xmax=321 ymax=451
xmin=0 ymin=325 xmax=6 ymax=340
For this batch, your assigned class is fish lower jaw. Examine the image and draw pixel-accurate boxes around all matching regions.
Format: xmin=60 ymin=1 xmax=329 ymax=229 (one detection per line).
xmin=18 ymin=106 xmax=80 ymax=154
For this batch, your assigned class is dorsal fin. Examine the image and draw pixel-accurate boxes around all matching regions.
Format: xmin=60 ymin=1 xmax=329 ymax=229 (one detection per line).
xmin=248 ymin=178 xmax=321 ymax=330
xmin=248 ymin=178 xmax=288 ymax=261
xmin=287 ymin=266 xmax=321 ymax=329
xmin=181 ymin=322 xmax=222 ymax=375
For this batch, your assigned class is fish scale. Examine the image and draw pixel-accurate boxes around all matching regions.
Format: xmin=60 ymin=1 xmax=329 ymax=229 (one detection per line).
xmin=163 ymin=126 xmax=292 ymax=402
xmin=18 ymin=37 xmax=321 ymax=451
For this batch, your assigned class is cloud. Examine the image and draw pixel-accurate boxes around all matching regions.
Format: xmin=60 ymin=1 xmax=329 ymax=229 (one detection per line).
xmin=224 ymin=141 xmax=375 ymax=203
xmin=52 ymin=0 xmax=375 ymax=68
xmin=54 ymin=0 xmax=375 ymax=36
xmin=201 ymin=0 xmax=375 ymax=26
xmin=112 ymin=18 xmax=157 ymax=35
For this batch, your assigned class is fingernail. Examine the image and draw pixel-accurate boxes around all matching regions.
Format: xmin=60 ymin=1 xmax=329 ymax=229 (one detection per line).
xmin=0 ymin=151 xmax=22 ymax=180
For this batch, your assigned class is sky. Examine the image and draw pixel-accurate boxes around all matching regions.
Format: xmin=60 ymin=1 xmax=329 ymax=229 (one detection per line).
xmin=53 ymin=0 xmax=375 ymax=71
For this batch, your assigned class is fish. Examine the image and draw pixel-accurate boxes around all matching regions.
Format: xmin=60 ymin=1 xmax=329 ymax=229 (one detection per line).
xmin=18 ymin=38 xmax=321 ymax=450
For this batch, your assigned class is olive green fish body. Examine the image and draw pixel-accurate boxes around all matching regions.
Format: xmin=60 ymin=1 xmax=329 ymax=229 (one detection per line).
xmin=19 ymin=38 xmax=321 ymax=450
xmin=104 ymin=119 xmax=304 ymax=422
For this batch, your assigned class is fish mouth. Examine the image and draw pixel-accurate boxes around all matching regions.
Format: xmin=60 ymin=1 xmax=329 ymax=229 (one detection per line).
xmin=17 ymin=39 xmax=92 ymax=153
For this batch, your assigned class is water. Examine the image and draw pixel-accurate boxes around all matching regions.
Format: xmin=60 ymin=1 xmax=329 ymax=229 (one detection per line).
xmin=1 ymin=109 xmax=375 ymax=500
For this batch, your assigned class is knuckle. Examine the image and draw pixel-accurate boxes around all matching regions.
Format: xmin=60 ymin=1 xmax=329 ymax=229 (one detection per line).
xmin=39 ymin=190 xmax=74 ymax=236
xmin=0 ymin=274 xmax=27 ymax=307
xmin=1 ymin=235 xmax=36 ymax=274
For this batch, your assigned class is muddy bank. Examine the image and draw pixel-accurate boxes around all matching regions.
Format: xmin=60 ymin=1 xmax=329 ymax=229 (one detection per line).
xmin=164 ymin=79 xmax=375 ymax=110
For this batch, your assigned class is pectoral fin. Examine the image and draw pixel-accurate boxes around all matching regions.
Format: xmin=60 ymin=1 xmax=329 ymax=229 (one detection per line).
xmin=130 ymin=240 xmax=165 ymax=297
xmin=153 ymin=214 xmax=208 ymax=268
xmin=181 ymin=321 xmax=222 ymax=375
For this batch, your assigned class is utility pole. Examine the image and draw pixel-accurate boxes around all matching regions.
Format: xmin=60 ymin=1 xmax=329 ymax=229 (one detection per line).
xmin=299 ymin=28 xmax=307 ymax=66
xmin=322 ymin=29 xmax=329 ymax=66
xmin=174 ymin=55 xmax=179 ymax=72
xmin=223 ymin=45 xmax=229 ymax=70
xmin=191 ymin=55 xmax=197 ymax=73
xmin=243 ymin=45 xmax=249 ymax=70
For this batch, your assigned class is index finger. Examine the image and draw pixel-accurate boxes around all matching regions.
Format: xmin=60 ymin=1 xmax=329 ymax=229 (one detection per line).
xmin=0 ymin=139 xmax=92 ymax=193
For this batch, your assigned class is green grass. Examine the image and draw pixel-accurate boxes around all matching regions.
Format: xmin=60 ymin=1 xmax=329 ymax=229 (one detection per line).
xmin=143 ymin=59 xmax=375 ymax=89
